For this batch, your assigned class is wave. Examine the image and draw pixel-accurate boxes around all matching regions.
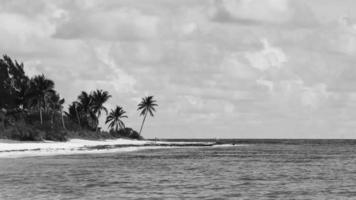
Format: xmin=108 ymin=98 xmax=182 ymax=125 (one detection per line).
xmin=0 ymin=146 xmax=176 ymax=158
xmin=0 ymin=139 xmax=227 ymax=158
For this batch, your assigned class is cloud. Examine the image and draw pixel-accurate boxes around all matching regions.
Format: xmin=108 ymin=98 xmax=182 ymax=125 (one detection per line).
xmin=256 ymin=78 xmax=274 ymax=91
xmin=300 ymin=83 xmax=331 ymax=108
xmin=327 ymin=16 xmax=356 ymax=55
xmin=245 ymin=39 xmax=287 ymax=71
xmin=211 ymin=0 xmax=317 ymax=28
xmin=212 ymin=0 xmax=290 ymax=23
xmin=54 ymin=7 xmax=160 ymax=41
xmin=89 ymin=43 xmax=137 ymax=94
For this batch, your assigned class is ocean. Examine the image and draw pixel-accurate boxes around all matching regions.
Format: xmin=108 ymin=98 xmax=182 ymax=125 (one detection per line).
xmin=1 ymin=139 xmax=356 ymax=199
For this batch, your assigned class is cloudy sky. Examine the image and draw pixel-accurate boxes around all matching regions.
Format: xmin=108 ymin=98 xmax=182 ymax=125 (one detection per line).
xmin=1 ymin=0 xmax=356 ymax=138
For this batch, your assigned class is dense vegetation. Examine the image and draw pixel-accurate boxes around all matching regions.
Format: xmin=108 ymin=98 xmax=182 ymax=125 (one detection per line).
xmin=0 ymin=55 xmax=157 ymax=141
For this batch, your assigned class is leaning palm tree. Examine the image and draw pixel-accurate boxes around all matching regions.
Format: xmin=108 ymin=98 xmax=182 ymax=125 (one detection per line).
xmin=105 ymin=106 xmax=127 ymax=132
xmin=137 ymin=96 xmax=158 ymax=135
xmin=27 ymin=74 xmax=55 ymax=125
xmin=91 ymin=89 xmax=111 ymax=131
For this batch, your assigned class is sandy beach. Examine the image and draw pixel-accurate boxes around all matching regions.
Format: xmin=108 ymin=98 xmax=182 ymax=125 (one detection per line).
xmin=0 ymin=139 xmax=215 ymax=158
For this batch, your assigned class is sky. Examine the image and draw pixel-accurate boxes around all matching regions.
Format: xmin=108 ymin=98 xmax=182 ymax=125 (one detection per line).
xmin=1 ymin=0 xmax=356 ymax=139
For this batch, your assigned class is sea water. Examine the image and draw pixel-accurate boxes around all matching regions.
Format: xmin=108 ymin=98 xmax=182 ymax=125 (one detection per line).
xmin=1 ymin=139 xmax=356 ymax=199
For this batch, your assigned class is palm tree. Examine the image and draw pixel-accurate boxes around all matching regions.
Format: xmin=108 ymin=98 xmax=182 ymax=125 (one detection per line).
xmin=77 ymin=91 xmax=93 ymax=128
xmin=78 ymin=91 xmax=92 ymax=114
xmin=91 ymin=89 xmax=111 ymax=131
xmin=27 ymin=74 xmax=54 ymax=125
xmin=58 ymin=98 xmax=65 ymax=129
xmin=137 ymin=96 xmax=157 ymax=135
xmin=66 ymin=102 xmax=82 ymax=128
xmin=105 ymin=106 xmax=127 ymax=132
xmin=73 ymin=101 xmax=81 ymax=127
xmin=47 ymin=92 xmax=66 ymax=129
xmin=46 ymin=91 xmax=59 ymax=128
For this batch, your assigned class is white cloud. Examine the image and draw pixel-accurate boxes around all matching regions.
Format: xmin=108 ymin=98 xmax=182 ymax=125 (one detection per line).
xmin=91 ymin=43 xmax=137 ymax=94
xmin=220 ymin=52 xmax=258 ymax=80
xmin=54 ymin=7 xmax=160 ymax=41
xmin=300 ymin=83 xmax=332 ymax=109
xmin=212 ymin=0 xmax=292 ymax=24
xmin=245 ymin=39 xmax=287 ymax=71
xmin=256 ymin=78 xmax=274 ymax=91
xmin=258 ymin=78 xmax=333 ymax=109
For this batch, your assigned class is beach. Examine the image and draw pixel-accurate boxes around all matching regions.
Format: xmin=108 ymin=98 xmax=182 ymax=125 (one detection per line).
xmin=0 ymin=138 xmax=214 ymax=158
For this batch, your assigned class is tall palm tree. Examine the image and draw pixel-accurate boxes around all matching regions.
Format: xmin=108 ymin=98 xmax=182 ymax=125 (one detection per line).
xmin=47 ymin=92 xmax=66 ymax=129
xmin=78 ymin=91 xmax=92 ymax=114
xmin=77 ymin=91 xmax=93 ymax=128
xmin=58 ymin=98 xmax=65 ymax=129
xmin=27 ymin=74 xmax=54 ymax=125
xmin=66 ymin=102 xmax=82 ymax=128
xmin=46 ymin=91 xmax=59 ymax=128
xmin=91 ymin=89 xmax=111 ymax=131
xmin=137 ymin=96 xmax=157 ymax=135
xmin=105 ymin=106 xmax=127 ymax=132
xmin=73 ymin=101 xmax=82 ymax=127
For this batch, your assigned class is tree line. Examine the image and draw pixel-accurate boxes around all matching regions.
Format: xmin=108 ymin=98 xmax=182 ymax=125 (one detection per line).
xmin=0 ymin=55 xmax=157 ymax=141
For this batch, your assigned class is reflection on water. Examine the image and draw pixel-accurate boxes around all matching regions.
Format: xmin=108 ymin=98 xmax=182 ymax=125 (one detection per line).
xmin=1 ymin=142 xmax=356 ymax=199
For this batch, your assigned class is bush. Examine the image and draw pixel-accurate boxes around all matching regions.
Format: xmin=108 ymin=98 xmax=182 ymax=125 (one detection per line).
xmin=0 ymin=122 xmax=46 ymax=141
xmin=44 ymin=130 xmax=68 ymax=141
xmin=65 ymin=129 xmax=107 ymax=140
xmin=110 ymin=127 xmax=143 ymax=140
xmin=0 ymin=119 xmax=69 ymax=141
xmin=0 ymin=111 xmax=142 ymax=142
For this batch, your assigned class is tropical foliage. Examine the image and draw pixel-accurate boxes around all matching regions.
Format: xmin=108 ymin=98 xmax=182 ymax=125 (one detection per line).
xmin=65 ymin=90 xmax=111 ymax=131
xmin=27 ymin=74 xmax=55 ymax=124
xmin=106 ymin=106 xmax=127 ymax=131
xmin=0 ymin=55 xmax=158 ymax=141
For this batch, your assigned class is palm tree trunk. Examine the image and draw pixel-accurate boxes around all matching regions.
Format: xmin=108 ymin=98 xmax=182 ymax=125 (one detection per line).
xmin=40 ymin=108 xmax=43 ymax=125
xmin=139 ymin=112 xmax=148 ymax=135
xmin=96 ymin=114 xmax=100 ymax=133
xmin=61 ymin=109 xmax=66 ymax=130
xmin=51 ymin=111 xmax=54 ymax=128
xmin=39 ymin=98 xmax=44 ymax=125
xmin=0 ymin=110 xmax=5 ymax=130
xmin=75 ymin=105 xmax=81 ymax=127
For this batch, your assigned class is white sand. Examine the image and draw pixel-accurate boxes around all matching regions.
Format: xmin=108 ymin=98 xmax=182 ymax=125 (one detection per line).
xmin=0 ymin=139 xmax=214 ymax=158
xmin=0 ymin=138 xmax=149 ymax=151
xmin=0 ymin=139 xmax=156 ymax=158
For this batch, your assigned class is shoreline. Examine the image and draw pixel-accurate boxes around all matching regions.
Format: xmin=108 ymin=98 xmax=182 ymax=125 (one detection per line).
xmin=0 ymin=138 xmax=217 ymax=158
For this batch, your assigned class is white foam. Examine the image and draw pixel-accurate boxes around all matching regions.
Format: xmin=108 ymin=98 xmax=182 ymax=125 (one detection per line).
xmin=212 ymin=144 xmax=248 ymax=147
xmin=0 ymin=146 xmax=174 ymax=158
xmin=0 ymin=138 xmax=154 ymax=158
xmin=0 ymin=138 xmax=148 ymax=151
xmin=0 ymin=139 xmax=215 ymax=158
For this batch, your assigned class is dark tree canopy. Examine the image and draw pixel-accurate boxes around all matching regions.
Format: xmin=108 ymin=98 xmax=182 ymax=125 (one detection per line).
xmin=1 ymin=55 xmax=150 ymax=141
xmin=0 ymin=55 xmax=29 ymax=109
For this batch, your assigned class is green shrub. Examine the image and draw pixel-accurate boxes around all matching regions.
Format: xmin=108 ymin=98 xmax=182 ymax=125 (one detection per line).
xmin=0 ymin=122 xmax=45 ymax=141
xmin=110 ymin=127 xmax=143 ymax=140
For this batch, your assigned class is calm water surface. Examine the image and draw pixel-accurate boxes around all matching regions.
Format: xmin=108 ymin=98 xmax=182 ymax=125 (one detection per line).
xmin=1 ymin=140 xmax=356 ymax=199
